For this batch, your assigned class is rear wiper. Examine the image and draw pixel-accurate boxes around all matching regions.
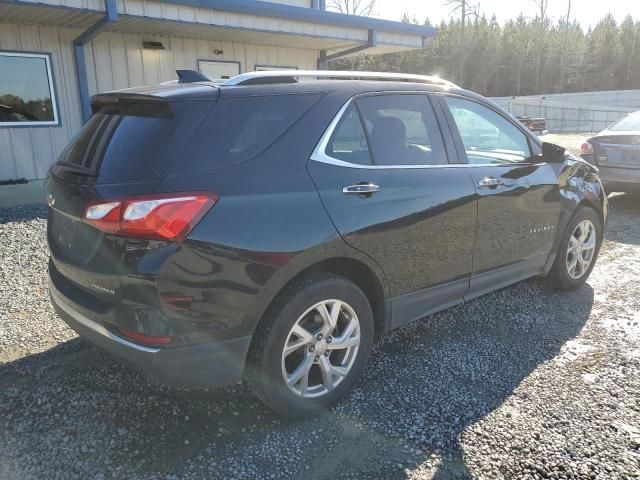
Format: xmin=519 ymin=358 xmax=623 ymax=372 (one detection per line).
xmin=55 ymin=161 xmax=98 ymax=177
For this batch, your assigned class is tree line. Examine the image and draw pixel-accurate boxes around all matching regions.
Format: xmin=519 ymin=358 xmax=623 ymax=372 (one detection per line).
xmin=0 ymin=95 xmax=53 ymax=122
xmin=330 ymin=13 xmax=640 ymax=97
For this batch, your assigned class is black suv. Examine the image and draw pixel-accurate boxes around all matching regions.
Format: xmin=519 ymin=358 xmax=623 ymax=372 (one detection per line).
xmin=46 ymin=71 xmax=607 ymax=416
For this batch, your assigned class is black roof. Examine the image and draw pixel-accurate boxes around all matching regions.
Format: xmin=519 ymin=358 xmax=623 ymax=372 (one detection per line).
xmin=93 ymin=78 xmax=487 ymax=105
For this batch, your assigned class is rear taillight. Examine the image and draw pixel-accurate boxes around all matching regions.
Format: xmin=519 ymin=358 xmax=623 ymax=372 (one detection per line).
xmin=117 ymin=327 xmax=173 ymax=346
xmin=580 ymin=142 xmax=594 ymax=155
xmin=83 ymin=192 xmax=217 ymax=241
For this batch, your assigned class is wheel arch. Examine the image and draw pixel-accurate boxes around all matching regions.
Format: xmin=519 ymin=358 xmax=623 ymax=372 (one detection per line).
xmin=576 ymin=198 xmax=605 ymax=230
xmin=248 ymin=254 xmax=390 ymax=344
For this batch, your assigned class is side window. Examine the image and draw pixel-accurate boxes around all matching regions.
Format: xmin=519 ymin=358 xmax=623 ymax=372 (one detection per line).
xmin=326 ymin=104 xmax=372 ymax=165
xmin=356 ymin=94 xmax=446 ymax=166
xmin=179 ymin=93 xmax=321 ymax=172
xmin=444 ymin=96 xmax=533 ymax=164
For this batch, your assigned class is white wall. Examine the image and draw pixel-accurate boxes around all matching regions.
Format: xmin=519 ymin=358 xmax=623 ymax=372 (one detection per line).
xmin=490 ymin=91 xmax=640 ymax=133
xmin=491 ymin=90 xmax=640 ymax=110
xmin=0 ymin=23 xmax=318 ymax=181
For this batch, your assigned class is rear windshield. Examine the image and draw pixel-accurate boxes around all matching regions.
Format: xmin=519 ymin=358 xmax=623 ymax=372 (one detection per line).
xmin=176 ymin=93 xmax=322 ymax=173
xmin=609 ymin=114 xmax=640 ymax=131
xmin=54 ymin=100 xmax=212 ymax=183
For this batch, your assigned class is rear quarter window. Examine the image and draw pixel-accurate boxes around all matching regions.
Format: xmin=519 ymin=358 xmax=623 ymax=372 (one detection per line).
xmin=176 ymin=93 xmax=322 ymax=173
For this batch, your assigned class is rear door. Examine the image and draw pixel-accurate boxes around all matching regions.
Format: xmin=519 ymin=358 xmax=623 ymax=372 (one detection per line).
xmin=438 ymin=95 xmax=563 ymax=298
xmin=308 ymin=93 xmax=478 ymax=329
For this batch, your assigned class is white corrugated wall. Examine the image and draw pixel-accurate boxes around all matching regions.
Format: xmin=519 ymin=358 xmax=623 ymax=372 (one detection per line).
xmin=0 ymin=23 xmax=318 ymax=181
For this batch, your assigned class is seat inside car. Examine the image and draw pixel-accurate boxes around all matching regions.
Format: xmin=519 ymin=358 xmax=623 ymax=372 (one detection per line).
xmin=370 ymin=116 xmax=411 ymax=163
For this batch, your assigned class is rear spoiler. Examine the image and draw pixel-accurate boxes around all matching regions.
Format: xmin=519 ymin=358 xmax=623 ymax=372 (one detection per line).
xmin=90 ymin=93 xmax=172 ymax=117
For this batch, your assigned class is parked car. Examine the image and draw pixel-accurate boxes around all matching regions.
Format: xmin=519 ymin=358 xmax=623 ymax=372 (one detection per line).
xmin=581 ymin=111 xmax=640 ymax=193
xmin=46 ymin=70 xmax=607 ymax=416
xmin=517 ymin=115 xmax=548 ymax=135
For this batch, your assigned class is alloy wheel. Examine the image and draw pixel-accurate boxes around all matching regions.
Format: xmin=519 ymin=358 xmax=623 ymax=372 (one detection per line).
xmin=281 ymin=299 xmax=361 ymax=398
xmin=566 ymin=220 xmax=597 ymax=280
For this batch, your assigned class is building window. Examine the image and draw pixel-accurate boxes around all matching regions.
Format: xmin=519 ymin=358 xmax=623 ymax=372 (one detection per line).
xmin=0 ymin=51 xmax=59 ymax=127
xmin=198 ymin=60 xmax=241 ymax=80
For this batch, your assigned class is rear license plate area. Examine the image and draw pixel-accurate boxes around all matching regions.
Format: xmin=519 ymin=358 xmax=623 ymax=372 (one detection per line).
xmin=54 ymin=214 xmax=77 ymax=251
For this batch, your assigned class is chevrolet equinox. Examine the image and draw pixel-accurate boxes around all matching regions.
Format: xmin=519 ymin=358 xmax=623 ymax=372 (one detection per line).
xmin=46 ymin=70 xmax=608 ymax=416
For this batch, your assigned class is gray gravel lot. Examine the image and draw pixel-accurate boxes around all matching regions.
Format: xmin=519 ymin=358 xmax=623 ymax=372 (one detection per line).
xmin=1 ymin=195 xmax=639 ymax=480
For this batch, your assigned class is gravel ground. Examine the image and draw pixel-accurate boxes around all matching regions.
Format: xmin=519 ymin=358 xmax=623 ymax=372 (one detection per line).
xmin=1 ymin=196 xmax=639 ymax=480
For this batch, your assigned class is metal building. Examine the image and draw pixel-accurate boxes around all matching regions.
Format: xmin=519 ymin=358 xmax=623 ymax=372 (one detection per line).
xmin=0 ymin=0 xmax=436 ymax=182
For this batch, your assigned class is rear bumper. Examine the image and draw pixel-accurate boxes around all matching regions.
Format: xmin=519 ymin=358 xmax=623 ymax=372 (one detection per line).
xmin=598 ymin=166 xmax=640 ymax=193
xmin=50 ymin=278 xmax=252 ymax=388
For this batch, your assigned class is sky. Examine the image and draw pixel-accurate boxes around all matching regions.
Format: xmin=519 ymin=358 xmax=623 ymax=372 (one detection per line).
xmin=0 ymin=56 xmax=51 ymax=102
xmin=371 ymin=0 xmax=640 ymax=28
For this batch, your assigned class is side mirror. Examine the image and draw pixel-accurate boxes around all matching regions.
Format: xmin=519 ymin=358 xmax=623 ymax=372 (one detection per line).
xmin=542 ymin=142 xmax=566 ymax=163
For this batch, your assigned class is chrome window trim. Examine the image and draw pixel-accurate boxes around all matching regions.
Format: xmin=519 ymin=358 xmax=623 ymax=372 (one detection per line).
xmin=309 ymin=98 xmax=544 ymax=170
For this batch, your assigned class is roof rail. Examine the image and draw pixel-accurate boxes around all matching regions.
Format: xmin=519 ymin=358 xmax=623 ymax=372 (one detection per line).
xmin=220 ymin=70 xmax=458 ymax=88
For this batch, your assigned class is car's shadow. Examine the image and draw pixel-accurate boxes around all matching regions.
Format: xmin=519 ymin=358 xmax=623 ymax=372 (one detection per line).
xmin=0 ymin=280 xmax=593 ymax=479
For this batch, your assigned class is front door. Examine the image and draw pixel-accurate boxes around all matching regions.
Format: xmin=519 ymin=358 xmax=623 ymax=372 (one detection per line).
xmin=440 ymin=95 xmax=563 ymax=298
xmin=308 ymin=93 xmax=478 ymax=328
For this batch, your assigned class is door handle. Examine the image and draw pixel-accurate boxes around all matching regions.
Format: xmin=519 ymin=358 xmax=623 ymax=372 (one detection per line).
xmin=477 ymin=177 xmax=504 ymax=188
xmin=343 ymin=183 xmax=381 ymax=195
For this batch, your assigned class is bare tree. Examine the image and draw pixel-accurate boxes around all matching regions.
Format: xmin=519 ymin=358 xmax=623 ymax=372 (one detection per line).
xmin=529 ymin=0 xmax=548 ymax=20
xmin=327 ymin=0 xmax=377 ymax=16
xmin=444 ymin=0 xmax=480 ymax=84
xmin=559 ymin=0 xmax=572 ymax=87
xmin=530 ymin=0 xmax=548 ymax=92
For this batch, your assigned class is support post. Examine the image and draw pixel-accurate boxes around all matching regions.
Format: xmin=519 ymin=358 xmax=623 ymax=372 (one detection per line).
xmin=73 ymin=0 xmax=118 ymax=123
xmin=317 ymin=29 xmax=376 ymax=68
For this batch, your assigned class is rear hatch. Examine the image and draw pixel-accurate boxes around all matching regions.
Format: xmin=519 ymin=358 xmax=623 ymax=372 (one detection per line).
xmin=46 ymin=89 xmax=215 ymax=305
xmin=592 ymin=134 xmax=640 ymax=169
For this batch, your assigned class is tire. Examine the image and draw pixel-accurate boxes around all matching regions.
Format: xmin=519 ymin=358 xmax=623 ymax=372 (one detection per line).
xmin=547 ymin=206 xmax=602 ymax=291
xmin=245 ymin=273 xmax=374 ymax=417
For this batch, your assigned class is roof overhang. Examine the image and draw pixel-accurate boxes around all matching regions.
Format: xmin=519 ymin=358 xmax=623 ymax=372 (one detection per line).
xmin=151 ymin=0 xmax=437 ymax=38
xmin=0 ymin=0 xmax=435 ymax=55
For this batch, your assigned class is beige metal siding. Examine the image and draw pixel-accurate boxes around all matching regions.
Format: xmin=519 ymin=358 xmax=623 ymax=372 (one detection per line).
xmin=0 ymin=23 xmax=83 ymax=181
xmin=376 ymin=31 xmax=423 ymax=48
xmin=84 ymin=31 xmax=317 ymax=93
xmin=262 ymin=0 xmax=311 ymax=7
xmin=117 ymin=0 xmax=368 ymax=44
xmin=16 ymin=0 xmax=105 ymax=13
